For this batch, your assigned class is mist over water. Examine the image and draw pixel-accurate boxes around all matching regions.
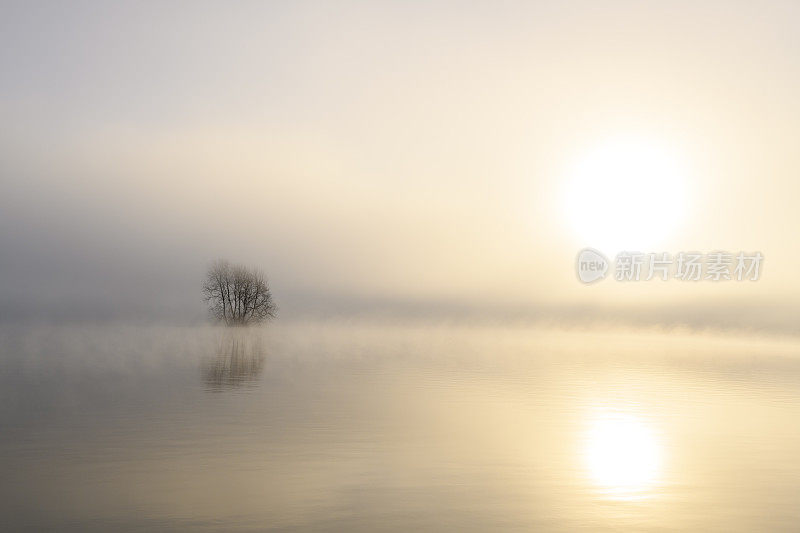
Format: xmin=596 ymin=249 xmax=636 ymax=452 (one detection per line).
xmin=2 ymin=321 xmax=800 ymax=531
xmin=4 ymin=2 xmax=800 ymax=530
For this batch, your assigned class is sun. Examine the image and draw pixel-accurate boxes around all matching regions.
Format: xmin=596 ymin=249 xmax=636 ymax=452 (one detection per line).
xmin=563 ymin=137 xmax=688 ymax=254
xmin=583 ymin=412 xmax=663 ymax=499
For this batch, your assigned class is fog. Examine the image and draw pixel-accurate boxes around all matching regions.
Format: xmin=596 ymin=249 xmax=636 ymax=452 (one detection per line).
xmin=3 ymin=1 xmax=800 ymax=328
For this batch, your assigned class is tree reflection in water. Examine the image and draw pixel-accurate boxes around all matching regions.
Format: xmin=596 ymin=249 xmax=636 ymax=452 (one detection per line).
xmin=203 ymin=333 xmax=266 ymax=392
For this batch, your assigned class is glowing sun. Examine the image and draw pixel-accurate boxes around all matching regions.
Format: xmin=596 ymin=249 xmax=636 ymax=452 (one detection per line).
xmin=564 ymin=137 xmax=688 ymax=254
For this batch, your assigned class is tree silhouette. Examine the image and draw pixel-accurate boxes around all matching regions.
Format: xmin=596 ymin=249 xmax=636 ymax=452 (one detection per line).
xmin=202 ymin=260 xmax=276 ymax=325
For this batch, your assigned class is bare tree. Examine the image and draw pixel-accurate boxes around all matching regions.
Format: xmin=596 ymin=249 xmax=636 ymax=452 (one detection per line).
xmin=202 ymin=260 xmax=276 ymax=325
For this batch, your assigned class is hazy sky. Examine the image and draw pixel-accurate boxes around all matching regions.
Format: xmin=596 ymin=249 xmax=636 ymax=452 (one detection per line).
xmin=2 ymin=1 xmax=800 ymax=327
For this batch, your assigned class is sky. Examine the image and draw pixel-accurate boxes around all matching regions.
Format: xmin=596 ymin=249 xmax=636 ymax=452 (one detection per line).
xmin=2 ymin=1 xmax=800 ymax=329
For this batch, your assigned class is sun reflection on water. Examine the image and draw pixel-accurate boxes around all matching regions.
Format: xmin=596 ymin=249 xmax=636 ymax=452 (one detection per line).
xmin=583 ymin=410 xmax=663 ymax=500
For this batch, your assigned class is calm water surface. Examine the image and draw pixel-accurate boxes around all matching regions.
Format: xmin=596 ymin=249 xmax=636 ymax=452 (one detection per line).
xmin=1 ymin=322 xmax=800 ymax=531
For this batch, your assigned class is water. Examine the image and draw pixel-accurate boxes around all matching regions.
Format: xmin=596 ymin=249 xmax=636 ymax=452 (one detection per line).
xmin=2 ymin=322 xmax=800 ymax=531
